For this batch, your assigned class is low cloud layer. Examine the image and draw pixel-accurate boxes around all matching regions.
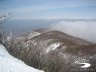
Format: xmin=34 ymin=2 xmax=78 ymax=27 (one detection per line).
xmin=50 ymin=20 xmax=96 ymax=43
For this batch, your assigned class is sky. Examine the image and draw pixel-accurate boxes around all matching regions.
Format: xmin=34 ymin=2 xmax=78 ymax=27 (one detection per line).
xmin=0 ymin=0 xmax=96 ymax=19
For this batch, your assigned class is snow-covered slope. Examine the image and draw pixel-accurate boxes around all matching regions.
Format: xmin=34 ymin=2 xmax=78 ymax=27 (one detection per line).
xmin=0 ymin=44 xmax=44 ymax=72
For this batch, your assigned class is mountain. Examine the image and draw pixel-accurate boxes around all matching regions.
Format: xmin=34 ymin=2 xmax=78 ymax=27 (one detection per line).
xmin=1 ymin=30 xmax=96 ymax=72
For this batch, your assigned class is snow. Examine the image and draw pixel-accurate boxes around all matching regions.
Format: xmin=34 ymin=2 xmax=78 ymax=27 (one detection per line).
xmin=0 ymin=44 xmax=44 ymax=72
xmin=27 ymin=31 xmax=41 ymax=40
xmin=75 ymin=61 xmax=91 ymax=68
xmin=0 ymin=17 xmax=5 ymax=22
xmin=46 ymin=42 xmax=62 ymax=53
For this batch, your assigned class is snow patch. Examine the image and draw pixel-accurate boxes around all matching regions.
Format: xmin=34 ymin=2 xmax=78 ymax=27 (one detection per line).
xmin=27 ymin=31 xmax=41 ymax=40
xmin=75 ymin=61 xmax=91 ymax=68
xmin=75 ymin=58 xmax=91 ymax=68
xmin=46 ymin=42 xmax=62 ymax=53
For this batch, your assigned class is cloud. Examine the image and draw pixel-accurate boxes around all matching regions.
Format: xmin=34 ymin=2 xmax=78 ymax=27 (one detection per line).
xmin=50 ymin=20 xmax=96 ymax=43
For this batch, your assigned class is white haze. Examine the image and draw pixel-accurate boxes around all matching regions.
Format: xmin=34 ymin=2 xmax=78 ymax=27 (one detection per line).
xmin=50 ymin=20 xmax=96 ymax=43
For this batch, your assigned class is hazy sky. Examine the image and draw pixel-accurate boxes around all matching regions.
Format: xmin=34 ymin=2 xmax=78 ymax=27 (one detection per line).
xmin=0 ymin=0 xmax=96 ymax=19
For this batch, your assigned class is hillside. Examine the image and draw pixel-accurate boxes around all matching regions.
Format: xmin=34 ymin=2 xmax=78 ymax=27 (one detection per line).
xmin=0 ymin=44 xmax=44 ymax=72
xmin=1 ymin=30 xmax=96 ymax=72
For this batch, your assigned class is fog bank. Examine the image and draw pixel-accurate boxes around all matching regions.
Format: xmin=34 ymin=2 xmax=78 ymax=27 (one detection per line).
xmin=50 ymin=20 xmax=96 ymax=43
